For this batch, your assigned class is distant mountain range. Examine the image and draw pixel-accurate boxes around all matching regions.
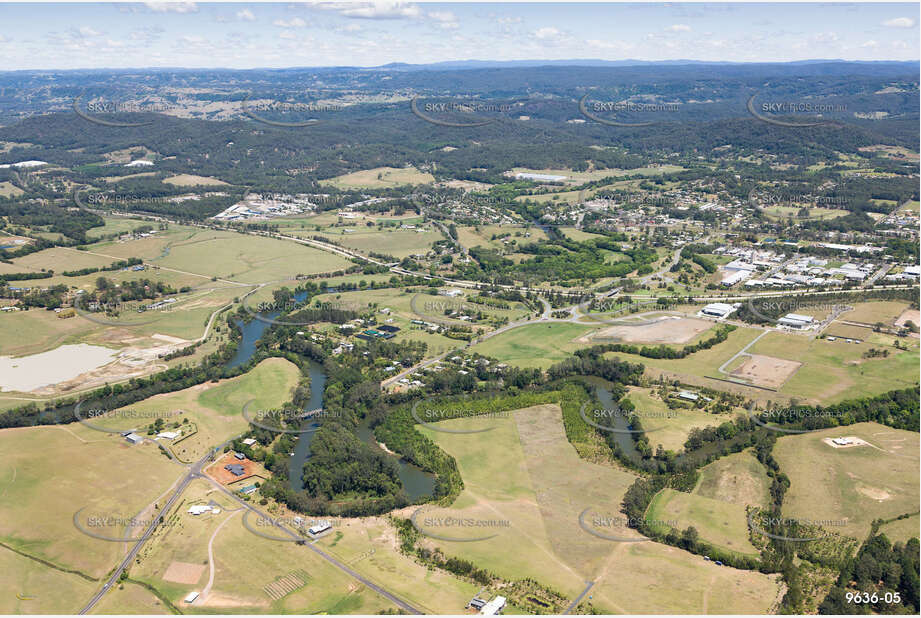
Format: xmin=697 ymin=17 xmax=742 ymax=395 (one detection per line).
xmin=373 ymin=58 xmax=919 ymax=71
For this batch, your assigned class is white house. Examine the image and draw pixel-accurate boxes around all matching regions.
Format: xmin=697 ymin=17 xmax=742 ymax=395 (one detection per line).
xmin=309 ymin=521 xmax=333 ymax=536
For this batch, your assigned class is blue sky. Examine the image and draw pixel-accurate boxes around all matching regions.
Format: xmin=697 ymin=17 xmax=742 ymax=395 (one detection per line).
xmin=0 ymin=2 xmax=917 ymax=70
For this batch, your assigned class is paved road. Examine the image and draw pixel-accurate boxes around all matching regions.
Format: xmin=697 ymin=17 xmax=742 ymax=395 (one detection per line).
xmin=203 ymin=478 xmax=424 ymax=614
xmin=563 ymin=581 xmax=595 ymax=614
xmin=81 ymin=438 xmax=422 ymax=614
xmin=91 ymin=211 xmax=917 ymax=308
xmin=78 ymin=453 xmax=211 ymax=614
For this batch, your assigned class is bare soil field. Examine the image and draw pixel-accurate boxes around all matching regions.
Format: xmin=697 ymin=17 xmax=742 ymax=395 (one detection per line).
xmin=729 ymin=354 xmax=802 ymax=389
xmin=206 ymin=453 xmax=260 ymax=485
xmin=585 ymin=316 xmax=712 ymax=344
xmin=895 ymin=308 xmax=920 ymax=333
xmin=163 ymin=561 xmax=206 ymax=585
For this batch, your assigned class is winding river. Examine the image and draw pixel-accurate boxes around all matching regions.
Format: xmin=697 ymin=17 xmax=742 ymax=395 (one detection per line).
xmin=229 ymin=290 xmax=434 ymax=499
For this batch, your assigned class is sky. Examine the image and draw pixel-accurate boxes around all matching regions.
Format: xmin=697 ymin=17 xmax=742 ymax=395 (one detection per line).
xmin=0 ymin=2 xmax=917 ymax=70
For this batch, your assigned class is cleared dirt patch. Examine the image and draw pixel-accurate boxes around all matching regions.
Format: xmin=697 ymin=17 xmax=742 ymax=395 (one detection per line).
xmin=162 ymin=560 xmax=206 ymax=585
xmin=822 ymin=436 xmax=869 ymax=449
xmin=588 ymin=316 xmax=712 ymax=344
xmin=729 ymin=354 xmax=801 ymax=389
xmin=895 ymin=308 xmax=920 ymax=334
xmin=206 ymin=452 xmax=259 ymax=485
xmin=856 ymin=486 xmax=892 ymax=501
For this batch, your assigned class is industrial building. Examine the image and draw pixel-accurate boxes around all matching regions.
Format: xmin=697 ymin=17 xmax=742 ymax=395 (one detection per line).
xmin=778 ymin=313 xmax=815 ymax=329
xmin=721 ymin=269 xmax=751 ymax=287
xmin=699 ymin=303 xmax=737 ymax=319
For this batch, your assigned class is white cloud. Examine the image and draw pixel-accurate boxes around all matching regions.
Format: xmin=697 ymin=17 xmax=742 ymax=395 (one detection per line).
xmin=428 ymin=11 xmax=458 ymax=29
xmin=279 ymin=30 xmax=297 ymax=40
xmin=236 ymin=9 xmax=256 ymax=22
xmin=497 ymin=17 xmax=521 ymax=25
xmin=860 ymin=40 xmax=879 ymax=48
xmin=313 ymin=2 xmax=421 ymax=20
xmin=812 ymin=32 xmax=839 ymax=44
xmin=340 ymin=23 xmax=362 ymax=32
xmin=78 ymin=26 xmax=101 ymax=37
xmin=534 ymin=27 xmax=562 ymax=41
xmin=145 ymin=2 xmax=198 ymax=14
xmin=586 ymin=39 xmax=633 ymax=52
xmin=274 ymin=17 xmax=308 ymax=28
xmin=666 ymin=24 xmax=691 ymax=32
xmin=882 ymin=17 xmax=915 ymax=28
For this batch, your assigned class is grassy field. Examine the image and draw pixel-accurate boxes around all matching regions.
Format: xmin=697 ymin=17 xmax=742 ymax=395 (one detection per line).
xmin=839 ymin=301 xmax=912 ymax=326
xmin=510 ymin=165 xmax=685 ymax=184
xmin=0 ymin=545 xmax=99 ymax=614
xmin=84 ymin=225 xmax=198 ymax=261
xmin=773 ymin=422 xmax=920 ymax=541
xmin=762 ymin=206 xmax=849 ymax=220
xmin=602 ymin=324 xmax=917 ymax=406
xmin=94 ymin=358 xmax=301 ymax=462
xmin=625 ymin=387 xmax=734 ymax=453
xmin=129 ymin=480 xmax=396 ymax=613
xmin=418 ymin=404 xmax=637 ymax=599
xmin=470 ymin=322 xmax=595 ymax=369
xmin=8 ymin=246 xmax=115 ymax=273
xmin=0 ymin=283 xmax=239 ymax=358
xmin=417 ymin=404 xmax=782 ymax=613
xmin=0 ymin=180 xmax=23 ymax=197
xmin=89 ymin=581 xmax=171 ymax=615
xmin=162 ymin=174 xmax=230 ymax=187
xmin=85 ymin=217 xmax=153 ymax=240
xmin=315 ymin=516 xmax=479 ymax=614
xmin=646 ymin=488 xmax=760 ymax=557
xmin=319 ymin=167 xmax=434 ymax=189
xmin=0 ymin=423 xmax=181 ymax=580
xmin=879 ymin=514 xmax=920 ymax=544
xmin=311 ymin=227 xmax=441 ymax=259
xmin=150 ymin=229 xmax=351 ymax=284
xmin=745 ymin=330 xmax=919 ymax=404
xmin=694 ymin=451 xmax=772 ymax=508
xmin=453 ymin=224 xmax=547 ymax=252
xmin=558 ymin=227 xmax=607 ymax=242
